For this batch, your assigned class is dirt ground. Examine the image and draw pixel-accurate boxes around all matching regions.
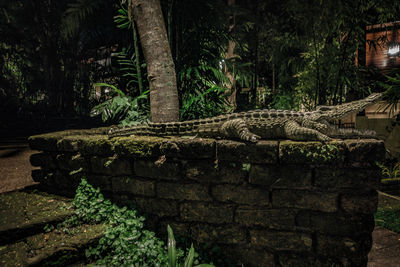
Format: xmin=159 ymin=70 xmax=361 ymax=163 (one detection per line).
xmin=0 ymin=138 xmax=37 ymax=193
xmin=1 ymin=137 xmax=400 ymax=266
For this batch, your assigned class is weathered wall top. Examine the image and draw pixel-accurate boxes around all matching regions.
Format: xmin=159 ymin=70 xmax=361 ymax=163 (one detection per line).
xmin=29 ymin=128 xmax=385 ymax=266
xmin=29 ymin=128 xmax=384 ymax=165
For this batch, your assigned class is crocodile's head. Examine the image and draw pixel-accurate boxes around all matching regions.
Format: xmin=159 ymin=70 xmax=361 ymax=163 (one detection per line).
xmin=315 ymin=93 xmax=383 ymax=122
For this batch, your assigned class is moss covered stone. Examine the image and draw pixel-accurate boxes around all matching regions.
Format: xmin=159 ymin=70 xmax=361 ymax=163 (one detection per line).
xmin=217 ymin=140 xmax=278 ymax=164
xmin=112 ymin=136 xmax=164 ymax=158
xmin=0 ymin=191 xmax=73 ymax=245
xmin=27 ymin=128 xmax=383 ymax=267
xmin=344 ymin=139 xmax=385 ymax=164
xmin=78 ymin=135 xmax=114 ymax=156
xmin=279 ymin=140 xmax=346 ymax=164
xmin=160 ymin=138 xmax=216 ymax=159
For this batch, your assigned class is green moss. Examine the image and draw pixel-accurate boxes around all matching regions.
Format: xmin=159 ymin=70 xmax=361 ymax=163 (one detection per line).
xmin=381 ymin=178 xmax=400 ymax=185
xmin=112 ymin=136 xmax=165 ymax=158
xmin=0 ymin=191 xmax=73 ymax=234
xmin=28 ymin=128 xmax=110 ymax=152
xmin=279 ymin=140 xmax=345 ymax=164
xmin=78 ymin=135 xmax=114 ymax=156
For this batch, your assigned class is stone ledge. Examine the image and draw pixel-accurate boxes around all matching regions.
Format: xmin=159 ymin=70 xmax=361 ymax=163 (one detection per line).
xmin=29 ymin=130 xmax=385 ymax=164
xmin=27 ymin=129 xmax=384 ymax=267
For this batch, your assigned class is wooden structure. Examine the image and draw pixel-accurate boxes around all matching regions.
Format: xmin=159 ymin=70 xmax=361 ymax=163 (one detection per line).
xmin=366 ymin=22 xmax=400 ymax=69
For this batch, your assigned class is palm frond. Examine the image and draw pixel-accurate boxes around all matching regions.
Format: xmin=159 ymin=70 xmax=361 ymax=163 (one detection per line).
xmin=61 ymin=0 xmax=104 ymax=39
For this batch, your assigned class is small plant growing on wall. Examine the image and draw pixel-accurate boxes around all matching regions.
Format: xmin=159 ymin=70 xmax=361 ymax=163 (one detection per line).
xmin=376 ymin=161 xmax=400 ymax=180
xmin=167 ymin=225 xmax=215 ymax=267
xmin=56 ymin=178 xmax=216 ymax=266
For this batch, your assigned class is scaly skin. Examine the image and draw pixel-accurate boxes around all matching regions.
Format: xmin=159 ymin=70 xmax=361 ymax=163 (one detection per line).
xmin=108 ymin=93 xmax=382 ymax=142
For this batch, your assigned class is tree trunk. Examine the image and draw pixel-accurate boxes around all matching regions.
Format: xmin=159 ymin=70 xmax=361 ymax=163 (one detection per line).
xmin=128 ymin=1 xmax=144 ymax=95
xmin=225 ymin=0 xmax=237 ymax=110
xmin=132 ymin=0 xmax=179 ymax=122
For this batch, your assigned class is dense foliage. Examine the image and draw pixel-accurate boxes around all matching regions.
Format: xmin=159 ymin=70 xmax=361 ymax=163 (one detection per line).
xmin=1 ymin=0 xmax=400 ymax=125
xmin=60 ymin=178 xmax=215 ymax=266
xmin=375 ymin=209 xmax=400 ymax=233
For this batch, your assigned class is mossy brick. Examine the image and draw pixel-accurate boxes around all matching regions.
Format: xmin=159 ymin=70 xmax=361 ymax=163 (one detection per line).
xmin=272 ymin=190 xmax=338 ymax=212
xmin=20 ymin=224 xmax=104 ymax=266
xmin=279 ymin=140 xmax=346 ymax=164
xmin=28 ymin=130 xmax=95 ymax=151
xmin=78 ymin=135 xmax=114 ymax=156
xmin=28 ymin=133 xmax=59 ymax=151
xmin=249 ymin=164 xmax=312 ymax=188
xmin=191 ymin=224 xmax=247 ymax=244
xmin=159 ymin=138 xmax=216 ymax=159
xmin=340 ymin=191 xmax=378 ymax=214
xmin=158 ymin=220 xmax=189 ymax=236
xmin=31 ymin=169 xmax=46 ymax=183
xmin=31 ymin=169 xmax=57 ymax=185
xmin=315 ymin=234 xmax=371 ymax=259
xmin=296 ymin=211 xmax=375 ymax=236
xmin=217 ymin=140 xmax=278 ymax=164
xmin=218 ymin=161 xmax=248 ymax=184
xmin=29 ymin=152 xmax=57 ymax=169
xmin=344 ymin=139 xmax=385 ymax=164
xmin=0 ymin=191 xmax=73 ymax=245
xmin=184 ymin=160 xmax=247 ymax=184
xmin=180 ymin=202 xmax=234 ymax=223
xmin=112 ymin=177 xmax=155 ymax=197
xmin=212 ymin=185 xmax=269 ymax=205
xmin=184 ymin=159 xmax=218 ymax=181
xmin=90 ymin=156 xmax=132 ymax=175
xmin=277 ymin=253 xmax=336 ymax=267
xmin=52 ymin=170 xmax=83 ymax=190
xmin=85 ymin=174 xmax=112 ymax=191
xmin=235 ymin=208 xmax=296 ymax=229
xmin=56 ymin=153 xmax=88 ymax=171
xmin=225 ymin=246 xmax=276 ymax=267
xmin=112 ymin=136 xmax=164 ymax=158
xmin=132 ymin=197 xmax=179 ymax=217
xmin=56 ymin=136 xmax=81 ymax=152
xmin=157 ymin=182 xmax=211 ymax=201
xmin=314 ymin=167 xmax=380 ymax=190
xmin=250 ymin=230 xmax=312 ymax=251
xmin=134 ymin=160 xmax=180 ymax=180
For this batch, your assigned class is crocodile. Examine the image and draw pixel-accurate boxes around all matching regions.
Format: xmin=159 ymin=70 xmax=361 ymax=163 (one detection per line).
xmin=108 ymin=93 xmax=382 ymax=142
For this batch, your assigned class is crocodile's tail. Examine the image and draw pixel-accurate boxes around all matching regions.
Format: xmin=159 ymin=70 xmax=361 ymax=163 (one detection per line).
xmin=108 ymin=116 xmax=229 ymax=138
xmin=108 ymin=123 xmax=180 ymax=138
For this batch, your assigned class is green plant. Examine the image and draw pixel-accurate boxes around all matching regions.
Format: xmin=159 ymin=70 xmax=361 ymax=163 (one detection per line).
xmin=167 ymin=225 xmax=215 ymax=267
xmin=90 ymin=82 xmax=149 ymax=125
xmin=71 ymin=178 xmax=167 ymax=266
xmin=376 ymin=161 xmax=400 ymax=179
xmin=114 ymin=4 xmax=145 ymax=95
xmin=380 ymin=71 xmax=400 ymax=116
xmin=179 ymin=65 xmax=230 ymax=120
xmin=375 ymin=209 xmax=400 ymax=233
xmin=43 ymin=224 xmax=55 ymax=233
xmin=65 ymin=178 xmax=216 ymax=266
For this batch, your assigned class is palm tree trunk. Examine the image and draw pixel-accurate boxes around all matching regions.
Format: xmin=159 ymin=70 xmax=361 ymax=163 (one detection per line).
xmin=132 ymin=20 xmax=144 ymax=95
xmin=132 ymin=0 xmax=179 ymax=122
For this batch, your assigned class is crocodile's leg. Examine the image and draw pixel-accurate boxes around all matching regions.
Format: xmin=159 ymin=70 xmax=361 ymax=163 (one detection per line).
xmin=220 ymin=119 xmax=260 ymax=142
xmin=302 ymin=120 xmax=329 ymax=134
xmin=284 ymin=120 xmax=331 ymax=142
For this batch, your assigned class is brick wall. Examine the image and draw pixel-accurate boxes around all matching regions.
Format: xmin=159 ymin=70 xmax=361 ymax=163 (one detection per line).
xmin=28 ymin=129 xmax=385 ymax=266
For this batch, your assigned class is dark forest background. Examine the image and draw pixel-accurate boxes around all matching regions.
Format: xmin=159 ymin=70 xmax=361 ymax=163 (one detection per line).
xmin=1 ymin=0 xmax=400 ymax=133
